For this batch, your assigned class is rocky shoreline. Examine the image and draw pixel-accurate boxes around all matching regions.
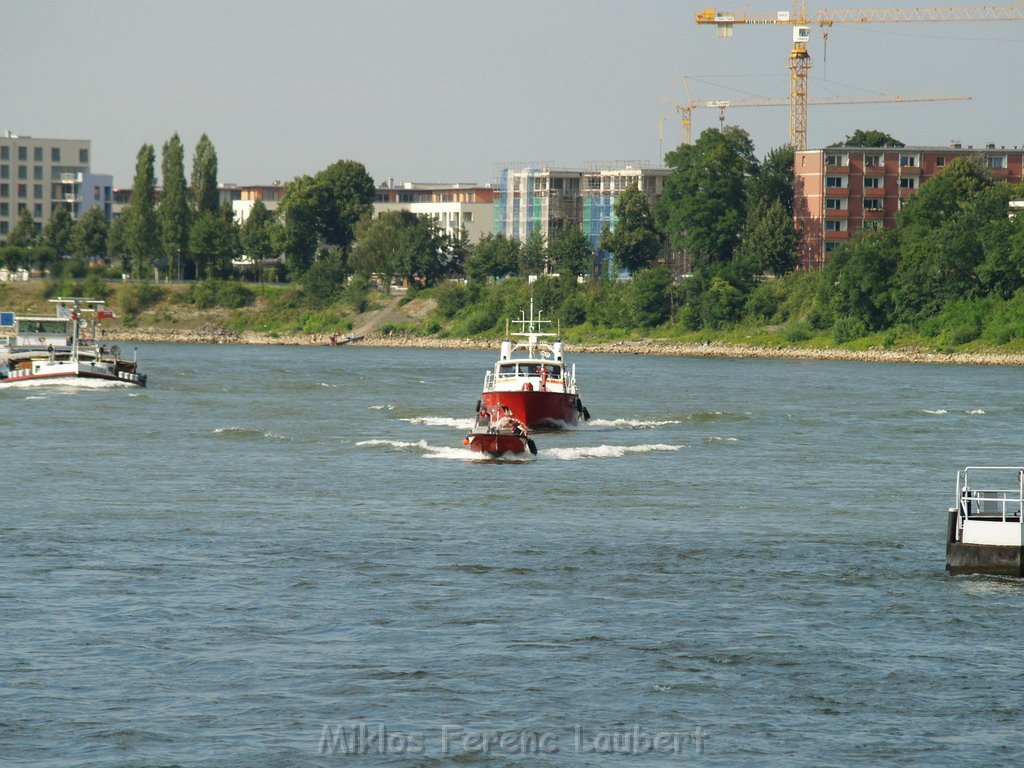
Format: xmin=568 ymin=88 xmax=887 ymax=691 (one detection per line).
xmin=105 ymin=326 xmax=1024 ymax=366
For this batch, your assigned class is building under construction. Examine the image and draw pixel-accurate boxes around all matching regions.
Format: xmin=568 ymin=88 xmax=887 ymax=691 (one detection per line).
xmin=795 ymin=142 xmax=1024 ymax=269
xmin=493 ymin=164 xmax=670 ymax=274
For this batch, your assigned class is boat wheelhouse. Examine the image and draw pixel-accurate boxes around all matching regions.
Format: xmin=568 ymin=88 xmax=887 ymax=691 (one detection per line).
xmin=479 ymin=300 xmax=589 ymax=429
xmin=947 ymin=466 xmax=1024 ymax=576
xmin=0 ymin=298 xmax=146 ymax=388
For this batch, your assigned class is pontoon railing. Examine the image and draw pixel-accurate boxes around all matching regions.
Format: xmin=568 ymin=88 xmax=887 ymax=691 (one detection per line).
xmin=956 ymin=466 xmax=1024 ymax=523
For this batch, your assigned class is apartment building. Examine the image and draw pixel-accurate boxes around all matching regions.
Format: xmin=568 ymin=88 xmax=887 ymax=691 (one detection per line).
xmin=0 ymin=132 xmax=99 ymax=243
xmin=795 ymin=143 xmax=1024 ymax=269
xmin=374 ymin=181 xmax=498 ymax=244
xmin=494 ymin=164 xmax=670 ymax=274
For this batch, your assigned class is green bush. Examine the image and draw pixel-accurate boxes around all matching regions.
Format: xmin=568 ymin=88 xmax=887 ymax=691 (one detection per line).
xmin=832 ymin=316 xmax=868 ymax=344
xmin=184 ymin=278 xmax=255 ymax=310
xmin=117 ymin=283 xmax=166 ymax=317
xmin=946 ymin=323 xmax=981 ymax=346
xmin=300 ymin=312 xmax=351 ymax=334
xmin=434 ymin=281 xmax=470 ymax=318
xmin=784 ymin=322 xmax=813 ymax=343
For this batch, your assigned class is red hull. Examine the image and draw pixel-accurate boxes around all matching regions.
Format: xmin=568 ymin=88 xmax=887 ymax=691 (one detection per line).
xmin=466 ymin=434 xmax=528 ymax=456
xmin=481 ymin=390 xmax=578 ymax=428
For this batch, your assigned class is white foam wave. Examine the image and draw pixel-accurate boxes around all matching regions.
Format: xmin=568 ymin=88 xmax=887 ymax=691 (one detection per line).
xmin=704 ymin=436 xmax=739 ymax=443
xmin=369 ymin=404 xmax=394 ymax=411
xmin=399 ymin=416 xmax=475 ymax=429
xmin=213 ymin=427 xmax=287 ymax=440
xmin=356 ymin=438 xmax=530 ymax=461
xmin=544 ymin=443 xmax=684 ymax=460
xmin=922 ymin=409 xmax=948 ymax=415
xmin=587 ymin=418 xmax=681 ymax=429
xmin=966 ymin=409 xmax=986 ymax=415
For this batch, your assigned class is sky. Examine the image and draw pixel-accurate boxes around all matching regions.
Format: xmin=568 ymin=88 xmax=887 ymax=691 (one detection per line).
xmin=9 ymin=1 xmax=1024 ymax=188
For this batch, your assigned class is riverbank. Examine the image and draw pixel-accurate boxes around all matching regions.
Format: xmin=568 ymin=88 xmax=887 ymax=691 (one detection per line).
xmin=107 ymin=326 xmax=1024 ymax=366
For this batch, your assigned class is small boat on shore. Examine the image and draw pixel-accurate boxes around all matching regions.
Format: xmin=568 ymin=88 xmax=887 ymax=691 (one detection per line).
xmin=479 ymin=300 xmax=590 ymax=430
xmin=463 ymin=404 xmax=538 ymax=458
xmin=947 ymin=466 xmax=1024 ymax=576
xmin=328 ymin=333 xmax=363 ymax=346
xmin=0 ymin=298 xmax=146 ymax=388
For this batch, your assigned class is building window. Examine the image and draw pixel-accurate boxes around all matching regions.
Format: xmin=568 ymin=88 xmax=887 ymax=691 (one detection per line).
xmin=17 ymin=184 xmax=26 ymax=198
xmin=79 ymin=148 xmax=89 ymax=164
xmin=0 ymin=203 xmax=7 ymax=217
xmin=862 ymin=220 xmax=883 ymax=230
xmin=0 ymin=184 xmax=6 ymax=198
xmin=0 ymin=146 xmax=7 ymax=161
xmin=0 ymin=166 xmax=6 ymax=180
xmin=825 ymin=153 xmax=848 ymax=166
xmin=864 ymin=177 xmax=882 ymax=189
xmin=899 ymin=177 xmax=917 ymax=189
xmin=33 ymin=203 xmax=42 ymax=218
xmin=825 ymin=176 xmax=846 ymax=188
xmin=825 ymin=198 xmax=847 ymax=210
xmin=864 ymin=154 xmax=883 ymax=167
xmin=988 ymin=156 xmax=1006 ymax=170
xmin=824 ymin=241 xmax=839 ymax=252
xmin=0 ymin=222 xmax=7 ymax=235
xmin=17 ymin=166 xmax=26 ymax=180
xmin=464 ymin=212 xmax=473 ymax=223
xmin=899 ymin=154 xmax=918 ymax=167
xmin=33 ymin=185 xmax=42 ymax=199
xmin=936 ymin=156 xmax=945 ymax=168
xmin=33 ymin=147 xmax=42 ymax=162
xmin=33 ymin=166 xmax=42 ymax=181
xmin=17 ymin=147 xmax=26 ymax=161
xmin=825 ymin=219 xmax=847 ymax=232
xmin=864 ymin=199 xmax=883 ymax=210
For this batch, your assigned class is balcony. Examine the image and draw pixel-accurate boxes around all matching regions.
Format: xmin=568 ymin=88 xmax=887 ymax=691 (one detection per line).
xmin=863 ymin=187 xmax=885 ymax=198
xmin=824 ymin=209 xmax=849 ymax=219
xmin=862 ymin=164 xmax=886 ymax=175
xmin=824 ymin=230 xmax=850 ymax=241
xmin=862 ymin=208 xmax=885 ymax=219
xmin=825 ymin=163 xmax=850 ymax=174
xmin=824 ymin=186 xmax=849 ymax=198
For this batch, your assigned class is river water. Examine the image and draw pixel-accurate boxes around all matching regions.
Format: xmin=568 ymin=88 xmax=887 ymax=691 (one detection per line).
xmin=2 ymin=343 xmax=1022 ymax=766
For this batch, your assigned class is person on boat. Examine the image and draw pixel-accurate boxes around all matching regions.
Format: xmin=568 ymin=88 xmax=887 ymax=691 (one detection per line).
xmin=477 ymin=408 xmax=490 ymax=427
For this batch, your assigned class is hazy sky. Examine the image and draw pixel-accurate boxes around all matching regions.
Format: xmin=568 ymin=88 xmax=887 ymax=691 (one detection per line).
xmin=10 ymin=1 xmax=1023 ymax=188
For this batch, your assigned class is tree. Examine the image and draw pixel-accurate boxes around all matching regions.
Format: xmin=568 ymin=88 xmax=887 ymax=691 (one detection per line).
xmin=70 ymin=207 xmax=109 ymax=260
xmin=42 ymin=205 xmax=74 ymax=256
xmin=464 ymin=233 xmax=520 ymax=282
xmin=549 ymin=223 xmax=593 ymax=277
xmin=160 ymin=133 xmax=190 ymax=279
xmin=631 ymin=266 xmax=673 ymax=327
xmin=820 ymin=230 xmax=899 ymax=330
xmin=8 ymin=207 xmax=38 ymax=248
xmin=240 ymin=199 xmax=276 ymax=269
xmin=444 ymin=225 xmax=472 ymax=278
xmin=124 ymin=144 xmax=160 ymax=278
xmin=599 ymin=182 xmax=662 ymax=274
xmin=107 ymin=213 xmax=129 ymax=272
xmin=189 ymin=203 xmax=239 ymax=279
xmin=831 ymin=129 xmax=904 ymax=148
xmin=747 ymin=145 xmax=795 ymax=217
xmin=191 ymin=133 xmax=219 ymax=216
xmin=736 ymin=198 xmax=798 ymax=276
xmin=313 ymin=159 xmax=375 ymax=250
xmin=892 ymin=157 xmax=993 ymax=321
xmin=655 ymin=126 xmax=758 ymax=272
xmin=518 ymin=228 xmax=548 ymax=275
xmin=278 ymin=175 xmax=321 ymax=276
xmin=349 ymin=210 xmax=445 ymax=289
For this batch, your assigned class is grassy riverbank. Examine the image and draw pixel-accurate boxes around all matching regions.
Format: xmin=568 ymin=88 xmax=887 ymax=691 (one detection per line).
xmin=4 ymin=277 xmax=1024 ymax=365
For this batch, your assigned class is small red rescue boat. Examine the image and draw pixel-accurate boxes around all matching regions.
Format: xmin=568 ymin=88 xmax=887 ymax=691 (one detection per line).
xmin=463 ymin=405 xmax=538 ymax=458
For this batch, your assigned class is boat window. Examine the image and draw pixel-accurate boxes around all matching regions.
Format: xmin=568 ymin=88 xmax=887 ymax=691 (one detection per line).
xmin=543 ymin=365 xmax=561 ymax=377
xmin=24 ymin=320 xmax=67 ymax=334
xmin=498 ymin=364 xmax=516 ymax=377
xmin=522 ymin=364 xmax=541 ymax=376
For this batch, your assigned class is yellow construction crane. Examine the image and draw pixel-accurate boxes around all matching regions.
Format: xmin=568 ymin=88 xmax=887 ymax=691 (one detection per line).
xmin=695 ymin=3 xmax=1024 ymax=149
xmin=669 ymin=89 xmax=972 ymax=146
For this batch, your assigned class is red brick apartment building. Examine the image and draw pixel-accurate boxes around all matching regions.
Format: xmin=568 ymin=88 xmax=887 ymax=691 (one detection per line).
xmin=794 ymin=144 xmax=1024 ymax=269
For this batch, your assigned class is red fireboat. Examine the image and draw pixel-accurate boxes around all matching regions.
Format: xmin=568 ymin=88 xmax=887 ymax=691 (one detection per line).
xmin=463 ymin=404 xmax=538 ymax=457
xmin=479 ymin=299 xmax=590 ymax=429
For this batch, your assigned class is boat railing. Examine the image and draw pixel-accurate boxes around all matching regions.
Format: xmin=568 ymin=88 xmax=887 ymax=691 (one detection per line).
xmin=483 ymin=368 xmax=577 ymax=393
xmin=956 ymin=467 xmax=1024 ymax=523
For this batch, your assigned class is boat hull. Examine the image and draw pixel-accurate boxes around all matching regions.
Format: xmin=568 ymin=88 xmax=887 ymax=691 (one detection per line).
xmin=465 ymin=433 xmax=531 ymax=457
xmin=1 ymin=366 xmax=146 ymax=388
xmin=481 ymin=390 xmax=579 ymax=429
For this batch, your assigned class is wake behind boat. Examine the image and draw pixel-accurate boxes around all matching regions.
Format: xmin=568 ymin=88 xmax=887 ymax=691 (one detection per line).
xmin=0 ymin=297 xmax=146 ymax=388
xmin=480 ymin=300 xmax=590 ymax=430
